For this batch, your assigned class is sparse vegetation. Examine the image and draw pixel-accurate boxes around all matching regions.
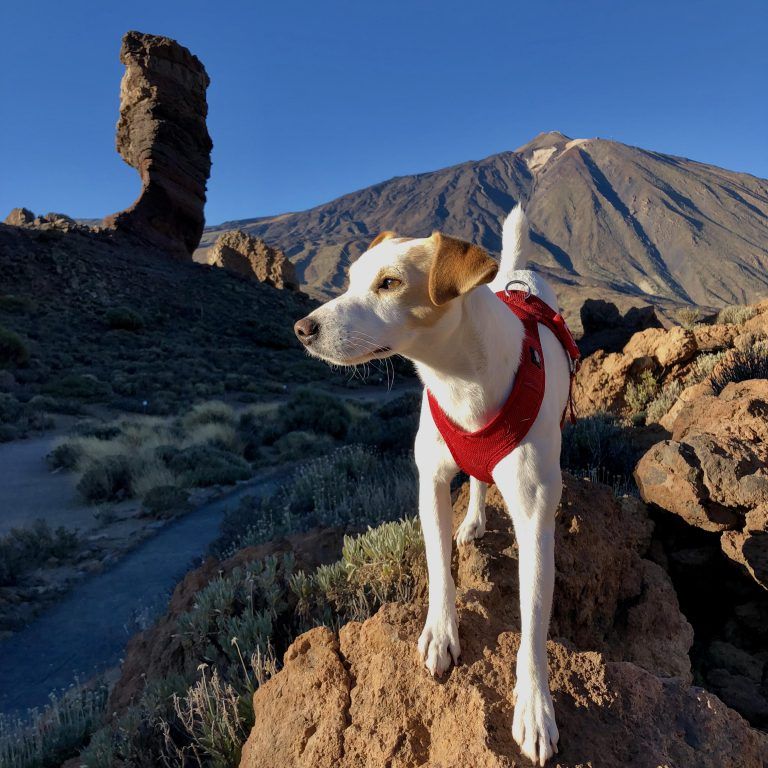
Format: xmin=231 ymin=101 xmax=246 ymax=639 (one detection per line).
xmin=0 ymin=325 xmax=29 ymax=367
xmin=0 ymin=520 xmax=80 ymax=586
xmin=644 ymin=380 xmax=684 ymax=425
xmin=561 ymin=412 xmax=640 ymax=492
xmin=0 ymin=682 xmax=108 ymax=768
xmin=105 ymin=307 xmax=145 ymax=332
xmin=716 ymin=304 xmax=758 ymax=326
xmin=676 ymin=307 xmax=700 ymax=329
xmin=710 ymin=347 xmax=768 ymax=394
xmin=211 ymin=445 xmax=418 ymax=558
xmin=624 ymin=369 xmax=658 ymax=416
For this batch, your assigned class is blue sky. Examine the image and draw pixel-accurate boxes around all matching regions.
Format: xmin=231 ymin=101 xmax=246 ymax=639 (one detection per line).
xmin=1 ymin=0 xmax=766 ymax=225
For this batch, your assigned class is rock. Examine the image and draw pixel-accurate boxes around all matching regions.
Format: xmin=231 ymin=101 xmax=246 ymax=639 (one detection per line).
xmin=623 ymin=326 xmax=698 ymax=368
xmin=636 ymin=380 xmax=768 ymax=590
xmin=208 ymin=230 xmax=298 ymax=289
xmin=578 ymin=299 xmax=661 ymax=356
xmin=242 ymin=609 xmax=760 ymax=768
xmin=103 ymin=31 xmax=212 ymax=259
xmin=4 ymin=208 xmax=35 ymax=226
xmin=234 ymin=475 xmax=734 ymax=768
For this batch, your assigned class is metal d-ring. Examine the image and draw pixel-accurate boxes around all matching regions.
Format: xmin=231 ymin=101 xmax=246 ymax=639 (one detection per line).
xmin=504 ymin=279 xmax=532 ymax=300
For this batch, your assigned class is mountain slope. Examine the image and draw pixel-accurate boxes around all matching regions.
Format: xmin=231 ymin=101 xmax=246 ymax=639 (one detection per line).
xmin=200 ymin=132 xmax=768 ymax=329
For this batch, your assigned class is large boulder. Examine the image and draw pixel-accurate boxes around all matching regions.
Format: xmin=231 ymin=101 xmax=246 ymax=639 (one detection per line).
xmin=636 ymin=379 xmax=768 ymax=593
xmin=103 ymin=31 xmax=212 ymax=259
xmin=4 ymin=208 xmax=35 ymax=227
xmin=240 ymin=477 xmax=764 ymax=768
xmin=208 ymin=230 xmax=298 ymax=289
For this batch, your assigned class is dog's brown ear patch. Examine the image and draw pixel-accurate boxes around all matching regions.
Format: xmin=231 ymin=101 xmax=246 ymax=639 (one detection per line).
xmin=428 ymin=232 xmax=499 ymax=306
xmin=369 ymin=231 xmax=397 ymax=249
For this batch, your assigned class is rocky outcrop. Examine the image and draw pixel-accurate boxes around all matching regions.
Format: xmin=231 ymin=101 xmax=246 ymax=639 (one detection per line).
xmin=239 ymin=477 xmax=766 ymax=768
xmin=636 ymin=379 xmax=768 ymax=583
xmin=208 ymin=230 xmax=298 ymax=289
xmin=578 ymin=299 xmax=661 ymax=356
xmin=103 ymin=31 xmax=212 ymax=259
xmin=574 ymin=301 xmax=768 ymax=417
xmin=4 ymin=208 xmax=35 ymax=226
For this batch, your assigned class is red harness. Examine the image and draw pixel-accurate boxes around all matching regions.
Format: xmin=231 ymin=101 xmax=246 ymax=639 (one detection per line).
xmin=427 ymin=290 xmax=581 ymax=484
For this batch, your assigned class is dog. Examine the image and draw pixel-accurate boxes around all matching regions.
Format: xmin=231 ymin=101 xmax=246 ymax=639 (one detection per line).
xmin=293 ymin=206 xmax=575 ymax=766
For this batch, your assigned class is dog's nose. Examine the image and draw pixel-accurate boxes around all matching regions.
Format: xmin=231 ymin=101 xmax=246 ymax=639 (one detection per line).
xmin=294 ymin=317 xmax=320 ymax=345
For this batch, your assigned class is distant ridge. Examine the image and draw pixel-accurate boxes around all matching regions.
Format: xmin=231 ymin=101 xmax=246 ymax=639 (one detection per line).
xmin=200 ymin=132 xmax=768 ymax=329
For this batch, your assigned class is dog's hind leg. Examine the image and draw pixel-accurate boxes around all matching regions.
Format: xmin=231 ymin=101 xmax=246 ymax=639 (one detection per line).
xmin=455 ymin=477 xmax=487 ymax=546
xmin=494 ymin=443 xmax=561 ymax=767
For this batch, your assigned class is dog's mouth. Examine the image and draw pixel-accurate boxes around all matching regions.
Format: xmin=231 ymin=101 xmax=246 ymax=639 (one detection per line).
xmin=343 ymin=346 xmax=392 ymax=364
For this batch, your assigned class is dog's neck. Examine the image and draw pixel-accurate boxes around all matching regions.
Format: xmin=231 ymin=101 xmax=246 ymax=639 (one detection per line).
xmin=408 ymin=286 xmax=524 ymax=432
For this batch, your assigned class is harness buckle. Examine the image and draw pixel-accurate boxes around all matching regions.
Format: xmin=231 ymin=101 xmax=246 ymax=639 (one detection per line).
xmin=504 ymin=279 xmax=532 ymax=300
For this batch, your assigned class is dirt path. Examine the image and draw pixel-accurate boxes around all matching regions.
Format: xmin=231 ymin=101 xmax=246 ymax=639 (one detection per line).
xmin=0 ymin=470 xmax=282 ymax=715
xmin=0 ymin=433 xmax=98 ymax=537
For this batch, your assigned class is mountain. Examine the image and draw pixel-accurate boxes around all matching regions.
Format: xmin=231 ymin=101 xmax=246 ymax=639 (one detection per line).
xmin=200 ymin=132 xmax=768 ymax=330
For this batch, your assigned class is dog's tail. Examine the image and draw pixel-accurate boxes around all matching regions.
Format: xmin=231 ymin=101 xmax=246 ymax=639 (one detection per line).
xmin=500 ymin=204 xmax=528 ymax=273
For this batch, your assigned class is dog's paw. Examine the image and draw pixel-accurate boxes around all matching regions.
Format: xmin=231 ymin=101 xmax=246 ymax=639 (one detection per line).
xmin=512 ymin=680 xmax=559 ymax=766
xmin=417 ymin=612 xmax=460 ymax=677
xmin=455 ymin=513 xmax=486 ymax=546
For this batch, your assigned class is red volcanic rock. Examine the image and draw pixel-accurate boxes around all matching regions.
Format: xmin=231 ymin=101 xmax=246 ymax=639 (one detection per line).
xmin=103 ymin=31 xmax=212 ymax=259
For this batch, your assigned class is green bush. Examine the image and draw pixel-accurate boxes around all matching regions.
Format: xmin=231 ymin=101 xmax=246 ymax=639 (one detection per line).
xmin=0 ymin=520 xmax=80 ymax=586
xmin=169 ymin=445 xmax=251 ymax=488
xmin=0 ymin=683 xmax=108 ymax=768
xmin=0 ymin=294 xmax=33 ymax=313
xmin=182 ymin=400 xmax=236 ymax=430
xmin=710 ymin=348 xmax=768 ymax=394
xmin=105 ymin=306 xmax=144 ymax=332
xmin=561 ymin=413 xmax=638 ymax=492
xmin=347 ymin=391 xmax=421 ymax=451
xmin=43 ymin=373 xmax=112 ymax=402
xmin=77 ymin=455 xmax=132 ymax=503
xmin=624 ymin=369 xmax=658 ymax=415
xmin=645 ymin=380 xmax=684 ymax=425
xmin=675 ymin=306 xmax=700 ymax=329
xmin=278 ymin=388 xmax=351 ymax=438
xmin=212 ymin=445 xmax=417 ymax=557
xmin=142 ymin=485 xmax=191 ymax=518
xmin=0 ymin=325 xmax=29 ymax=367
xmin=716 ymin=305 xmax=757 ymax=326
xmin=271 ymin=430 xmax=335 ymax=462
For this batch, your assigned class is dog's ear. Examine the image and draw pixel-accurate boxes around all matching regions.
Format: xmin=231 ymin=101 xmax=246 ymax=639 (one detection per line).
xmin=368 ymin=231 xmax=397 ymax=249
xmin=428 ymin=232 xmax=499 ymax=306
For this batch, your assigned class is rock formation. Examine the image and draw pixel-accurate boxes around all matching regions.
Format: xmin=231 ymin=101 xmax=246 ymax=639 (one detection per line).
xmin=239 ymin=478 xmax=766 ymax=768
xmin=103 ymin=31 xmax=212 ymax=259
xmin=574 ymin=300 xmax=768 ymax=417
xmin=4 ymin=208 xmax=35 ymax=226
xmin=207 ymin=230 xmax=298 ymax=289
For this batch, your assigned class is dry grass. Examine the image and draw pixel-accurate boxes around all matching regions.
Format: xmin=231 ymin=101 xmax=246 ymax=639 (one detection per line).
xmin=717 ymin=305 xmax=758 ymax=326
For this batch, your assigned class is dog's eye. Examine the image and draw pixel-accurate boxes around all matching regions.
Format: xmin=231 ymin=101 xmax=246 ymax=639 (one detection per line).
xmin=378 ymin=277 xmax=402 ymax=291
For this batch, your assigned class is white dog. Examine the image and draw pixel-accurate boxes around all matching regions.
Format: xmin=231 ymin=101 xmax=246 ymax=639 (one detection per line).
xmin=294 ymin=206 xmax=578 ymax=766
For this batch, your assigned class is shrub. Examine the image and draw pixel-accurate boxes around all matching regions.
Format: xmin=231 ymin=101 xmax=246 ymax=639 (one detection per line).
xmin=690 ymin=351 xmax=726 ymax=383
xmin=271 ymin=430 xmax=335 ymax=462
xmin=347 ymin=391 xmax=421 ymax=452
xmin=624 ymin=369 xmax=658 ymax=415
xmin=77 ymin=455 xmax=132 ymax=503
xmin=645 ymin=380 xmax=684 ymax=425
xmin=0 ymin=325 xmax=29 ymax=367
xmin=105 ymin=306 xmax=144 ymax=332
xmin=0 ymin=683 xmax=108 ymax=768
xmin=169 ymin=445 xmax=251 ymax=488
xmin=182 ymin=401 xmax=236 ymax=430
xmin=278 ymin=388 xmax=351 ymax=438
xmin=43 ymin=374 xmax=112 ymax=402
xmin=211 ymin=445 xmax=417 ymax=557
xmin=0 ymin=520 xmax=80 ymax=586
xmin=676 ymin=307 xmax=700 ymax=329
xmin=142 ymin=486 xmax=191 ymax=518
xmin=561 ymin=413 xmax=638 ymax=490
xmin=710 ymin=348 xmax=768 ymax=394
xmin=0 ymin=294 xmax=33 ymax=313
xmin=716 ymin=305 xmax=757 ymax=326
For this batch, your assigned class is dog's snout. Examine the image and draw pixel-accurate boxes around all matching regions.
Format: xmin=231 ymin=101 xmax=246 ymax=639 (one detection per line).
xmin=294 ymin=316 xmax=320 ymax=345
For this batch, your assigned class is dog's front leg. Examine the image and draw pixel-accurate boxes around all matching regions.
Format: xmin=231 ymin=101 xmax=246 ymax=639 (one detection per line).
xmin=415 ymin=424 xmax=459 ymax=677
xmin=495 ymin=448 xmax=560 ymax=766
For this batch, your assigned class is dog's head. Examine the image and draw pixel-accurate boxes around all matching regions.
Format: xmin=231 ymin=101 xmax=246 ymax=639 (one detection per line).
xmin=293 ymin=231 xmax=498 ymax=365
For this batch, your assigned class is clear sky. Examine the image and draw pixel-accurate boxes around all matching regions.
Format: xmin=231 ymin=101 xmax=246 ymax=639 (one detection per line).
xmin=1 ymin=0 xmax=766 ymax=226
